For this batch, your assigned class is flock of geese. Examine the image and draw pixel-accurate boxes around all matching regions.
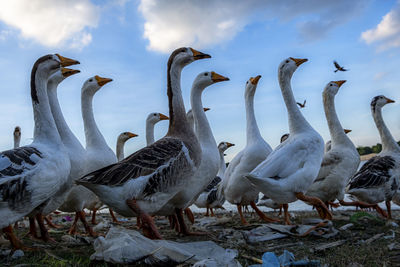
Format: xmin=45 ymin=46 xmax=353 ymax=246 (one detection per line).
xmin=0 ymin=48 xmax=399 ymax=250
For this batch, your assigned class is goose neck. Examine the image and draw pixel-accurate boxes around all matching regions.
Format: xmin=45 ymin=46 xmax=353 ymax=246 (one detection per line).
xmin=146 ymin=120 xmax=155 ymax=145
xmin=245 ymin=89 xmax=263 ymax=145
xmin=13 ymin=136 xmax=20 ymax=149
xmin=116 ymin=139 xmax=125 ymax=161
xmin=373 ymin=106 xmax=400 ymax=152
xmin=217 ymin=148 xmax=226 ymax=177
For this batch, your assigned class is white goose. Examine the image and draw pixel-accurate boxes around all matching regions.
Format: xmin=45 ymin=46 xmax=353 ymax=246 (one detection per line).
xmin=13 ymin=127 xmax=21 ymax=149
xmin=158 ymin=71 xmax=228 ymax=234
xmin=77 ymin=47 xmax=210 ymax=239
xmin=246 ymin=57 xmax=332 ymax=221
xmin=306 ymin=81 xmax=360 ymax=215
xmin=0 ymin=54 xmax=76 ymax=248
xmin=146 ymin=113 xmax=169 ymax=145
xmin=116 ymin=131 xmax=138 ymax=161
xmin=186 ymin=107 xmax=210 ymax=131
xmin=223 ymin=75 xmax=276 ymax=225
xmin=195 ymin=141 xmax=234 ymax=216
xmin=346 ymin=95 xmax=400 ymax=219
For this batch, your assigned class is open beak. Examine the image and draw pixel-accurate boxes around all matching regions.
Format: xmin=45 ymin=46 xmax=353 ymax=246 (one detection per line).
xmin=211 ymin=71 xmax=229 ymax=83
xmin=226 ymin=142 xmax=235 ymax=148
xmin=95 ymin=75 xmax=113 ymax=86
xmin=128 ymin=132 xmax=138 ymax=138
xmin=56 ymin=54 xmax=80 ymax=67
xmin=344 ymin=129 xmax=352 ymax=134
xmin=159 ymin=113 xmax=169 ymax=120
xmin=290 ymin=57 xmax=308 ymax=66
xmin=190 ymin=48 xmax=211 ymax=60
xmin=61 ymin=68 xmax=80 ymax=78
xmin=386 ymin=97 xmax=395 ymax=104
xmin=203 ymin=108 xmax=210 ymax=112
xmin=250 ymin=75 xmax=261 ymax=85
xmin=334 ymin=80 xmax=346 ymax=87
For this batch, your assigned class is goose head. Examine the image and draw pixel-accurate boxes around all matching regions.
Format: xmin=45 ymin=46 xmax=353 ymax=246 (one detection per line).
xmin=13 ymin=126 xmax=21 ymax=138
xmin=146 ymin=112 xmax=169 ymax=125
xmin=278 ymin=57 xmax=308 ymax=80
xmin=245 ymin=75 xmax=261 ymax=97
xmin=218 ymin=141 xmax=235 ymax=153
xmin=193 ymin=71 xmax=229 ymax=90
xmin=35 ymin=54 xmax=79 ymax=77
xmin=371 ymin=95 xmax=395 ymax=112
xmin=118 ymin=131 xmax=138 ymax=143
xmin=82 ymin=75 xmax=112 ymax=95
xmin=323 ymin=80 xmax=346 ymax=96
xmin=169 ymin=47 xmax=211 ymax=69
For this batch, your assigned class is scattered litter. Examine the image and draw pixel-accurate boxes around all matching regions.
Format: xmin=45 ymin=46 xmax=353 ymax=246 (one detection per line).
xmin=248 ymin=250 xmax=321 ymax=267
xmin=386 ymin=221 xmax=399 ymax=228
xmin=311 ymin=240 xmax=346 ymax=252
xmin=339 ymin=223 xmax=354 ymax=231
xmin=388 ymin=242 xmax=400 ymax=251
xmin=91 ymin=226 xmax=241 ymax=266
xmin=61 ymin=235 xmax=92 ymax=245
xmin=384 ymin=230 xmax=395 ymax=239
xmin=0 ymin=249 xmax=11 ymax=256
xmin=63 ymin=216 xmax=72 ymax=222
xmin=243 ymin=225 xmax=287 ymax=244
xmin=93 ymin=221 xmax=110 ymax=232
xmin=11 ymin=250 xmax=24 ymax=260
xmin=364 ymin=233 xmax=384 ymax=244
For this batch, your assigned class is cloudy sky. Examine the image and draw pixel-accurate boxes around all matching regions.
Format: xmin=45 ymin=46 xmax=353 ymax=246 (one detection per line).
xmin=0 ymin=0 xmax=399 ymax=160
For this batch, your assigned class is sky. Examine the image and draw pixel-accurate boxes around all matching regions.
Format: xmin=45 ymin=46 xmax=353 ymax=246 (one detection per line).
xmin=0 ymin=0 xmax=399 ymax=161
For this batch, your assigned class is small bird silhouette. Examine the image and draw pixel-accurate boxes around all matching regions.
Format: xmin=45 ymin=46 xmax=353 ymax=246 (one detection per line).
xmin=333 ymin=61 xmax=348 ymax=72
xmin=296 ymin=99 xmax=306 ymax=108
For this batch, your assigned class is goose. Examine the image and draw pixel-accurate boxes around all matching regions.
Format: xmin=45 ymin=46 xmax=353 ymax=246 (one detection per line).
xmin=0 ymin=54 xmax=77 ymax=248
xmin=324 ymin=129 xmax=352 ymax=153
xmin=158 ymin=71 xmax=229 ymax=234
xmin=245 ymin=57 xmax=332 ymax=221
xmin=305 ymin=81 xmax=360 ymax=216
xmin=116 ymin=131 xmax=138 ymax=161
xmin=13 ymin=127 xmax=21 ymax=149
xmin=223 ymin=75 xmax=277 ymax=225
xmin=59 ymin=75 xmax=115 ymax=235
xmin=146 ymin=113 xmax=169 ymax=145
xmin=194 ymin=141 xmax=234 ymax=216
xmin=346 ymin=95 xmax=400 ymax=219
xmin=77 ymin=47 xmax=210 ymax=239
xmin=186 ymin=107 xmax=210 ymax=131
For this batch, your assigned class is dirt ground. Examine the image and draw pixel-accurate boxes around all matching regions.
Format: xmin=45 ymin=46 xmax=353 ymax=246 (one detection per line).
xmin=1 ymin=208 xmax=400 ymax=266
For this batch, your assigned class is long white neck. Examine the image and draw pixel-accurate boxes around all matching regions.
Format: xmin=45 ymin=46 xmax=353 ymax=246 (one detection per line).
xmin=279 ymin=71 xmax=311 ymax=133
xmin=245 ymin=88 xmax=264 ymax=145
xmin=13 ymin=135 xmax=20 ymax=149
xmin=146 ymin=120 xmax=155 ymax=145
xmin=217 ymin=148 xmax=226 ymax=177
xmin=81 ymin=90 xmax=109 ymax=149
xmin=32 ymin=70 xmax=62 ymax=144
xmin=373 ymin=106 xmax=400 ymax=152
xmin=116 ymin=138 xmax=126 ymax=161
xmin=48 ymin=80 xmax=84 ymax=151
xmin=187 ymin=112 xmax=195 ymax=131
xmin=190 ymin=86 xmax=216 ymax=148
xmin=323 ymin=92 xmax=353 ymax=147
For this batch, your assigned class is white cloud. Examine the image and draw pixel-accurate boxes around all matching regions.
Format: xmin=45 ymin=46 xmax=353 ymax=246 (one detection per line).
xmin=138 ymin=0 xmax=367 ymax=53
xmin=0 ymin=0 xmax=100 ymax=49
xmin=361 ymin=1 xmax=400 ymax=51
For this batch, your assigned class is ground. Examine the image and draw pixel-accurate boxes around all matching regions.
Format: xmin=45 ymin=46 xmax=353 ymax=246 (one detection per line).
xmin=1 ymin=209 xmax=399 ymax=266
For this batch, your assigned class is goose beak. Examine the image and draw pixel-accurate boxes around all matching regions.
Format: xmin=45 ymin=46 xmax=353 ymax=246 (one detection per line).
xmin=211 ymin=71 xmax=229 ymax=83
xmin=95 ymin=75 xmax=113 ymax=86
xmin=344 ymin=129 xmax=352 ymax=134
xmin=56 ymin=54 xmax=80 ymax=67
xmin=128 ymin=132 xmax=138 ymax=138
xmin=385 ymin=97 xmax=395 ymax=104
xmin=190 ymin=48 xmax=211 ymax=60
xmin=226 ymin=142 xmax=235 ymax=148
xmin=61 ymin=68 xmax=80 ymax=78
xmin=333 ymin=80 xmax=346 ymax=87
xmin=250 ymin=75 xmax=261 ymax=85
xmin=159 ymin=113 xmax=169 ymax=120
xmin=203 ymin=107 xmax=210 ymax=112
xmin=290 ymin=57 xmax=308 ymax=66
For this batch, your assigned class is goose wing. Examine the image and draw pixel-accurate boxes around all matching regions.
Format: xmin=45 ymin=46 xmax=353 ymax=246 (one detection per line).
xmin=204 ymin=176 xmax=221 ymax=192
xmin=348 ymin=156 xmax=395 ymax=189
xmin=314 ymin=151 xmax=342 ymax=183
xmin=78 ymin=137 xmax=194 ymax=197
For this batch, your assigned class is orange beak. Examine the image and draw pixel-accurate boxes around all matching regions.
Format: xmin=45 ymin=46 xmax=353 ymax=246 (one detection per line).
xmin=159 ymin=113 xmax=169 ymax=120
xmin=250 ymin=75 xmax=261 ymax=85
xmin=211 ymin=71 xmax=229 ymax=83
xmin=61 ymin=67 xmax=80 ymax=78
xmin=226 ymin=142 xmax=235 ymax=148
xmin=128 ymin=132 xmax=138 ymax=138
xmin=289 ymin=57 xmax=308 ymax=66
xmin=95 ymin=75 xmax=113 ymax=86
xmin=385 ymin=97 xmax=395 ymax=104
xmin=344 ymin=129 xmax=352 ymax=134
xmin=333 ymin=80 xmax=346 ymax=87
xmin=56 ymin=54 xmax=80 ymax=67
xmin=190 ymin=48 xmax=211 ymax=60
xmin=203 ymin=108 xmax=210 ymax=112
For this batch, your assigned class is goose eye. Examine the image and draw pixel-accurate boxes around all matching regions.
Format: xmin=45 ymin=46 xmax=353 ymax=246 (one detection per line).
xmin=89 ymin=79 xmax=93 ymax=82
xmin=286 ymin=60 xmax=289 ymax=63
xmin=330 ymin=84 xmax=333 ymax=86
xmin=204 ymin=73 xmax=208 ymax=76
xmin=246 ymin=81 xmax=249 ymax=84
xmin=154 ymin=114 xmax=157 ymax=116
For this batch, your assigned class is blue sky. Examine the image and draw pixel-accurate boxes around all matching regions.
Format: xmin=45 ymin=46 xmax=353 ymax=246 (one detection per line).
xmin=0 ymin=0 xmax=399 ymax=161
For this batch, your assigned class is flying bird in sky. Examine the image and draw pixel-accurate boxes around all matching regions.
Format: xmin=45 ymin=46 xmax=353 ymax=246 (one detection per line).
xmin=296 ymin=99 xmax=306 ymax=108
xmin=333 ymin=61 xmax=348 ymax=72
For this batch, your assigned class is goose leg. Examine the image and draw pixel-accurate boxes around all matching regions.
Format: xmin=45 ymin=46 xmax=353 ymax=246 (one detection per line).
xmin=278 ymin=205 xmax=283 ymax=217
xmin=126 ymin=199 xmax=162 ymax=239
xmin=175 ymin=208 xmax=207 ymax=236
xmin=3 ymin=225 xmax=33 ymax=251
xmin=296 ymin=192 xmax=332 ymax=220
xmin=36 ymin=214 xmax=56 ymax=242
xmin=327 ymin=201 xmax=340 ymax=211
xmin=205 ymin=206 xmax=210 ymax=217
xmin=45 ymin=215 xmax=62 ymax=229
xmin=184 ymin=207 xmax=195 ymax=224
xmin=339 ymin=200 xmax=387 ymax=218
xmin=210 ymin=208 xmax=215 ymax=217
xmin=250 ymin=201 xmax=280 ymax=223
xmin=386 ymin=200 xmax=392 ymax=220
xmin=77 ymin=211 xmax=98 ymax=237
xmin=68 ymin=212 xmax=80 ymax=235
xmin=237 ymin=204 xmax=248 ymax=225
xmin=283 ymin=204 xmax=291 ymax=225
xmin=91 ymin=209 xmax=98 ymax=225
xmin=109 ymin=208 xmax=121 ymax=224
xmin=25 ymin=217 xmax=40 ymax=239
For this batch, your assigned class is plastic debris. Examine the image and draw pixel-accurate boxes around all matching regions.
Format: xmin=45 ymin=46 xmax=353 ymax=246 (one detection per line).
xmin=339 ymin=223 xmax=354 ymax=231
xmin=63 ymin=216 xmax=72 ymax=222
xmin=91 ymin=226 xmax=241 ymax=266
xmin=249 ymin=250 xmax=321 ymax=267
xmin=11 ymin=250 xmax=24 ymax=259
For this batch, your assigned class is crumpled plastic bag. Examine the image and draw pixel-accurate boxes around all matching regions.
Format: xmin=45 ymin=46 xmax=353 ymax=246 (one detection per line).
xmin=91 ymin=226 xmax=241 ymax=266
xmin=250 ymin=250 xmax=321 ymax=267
